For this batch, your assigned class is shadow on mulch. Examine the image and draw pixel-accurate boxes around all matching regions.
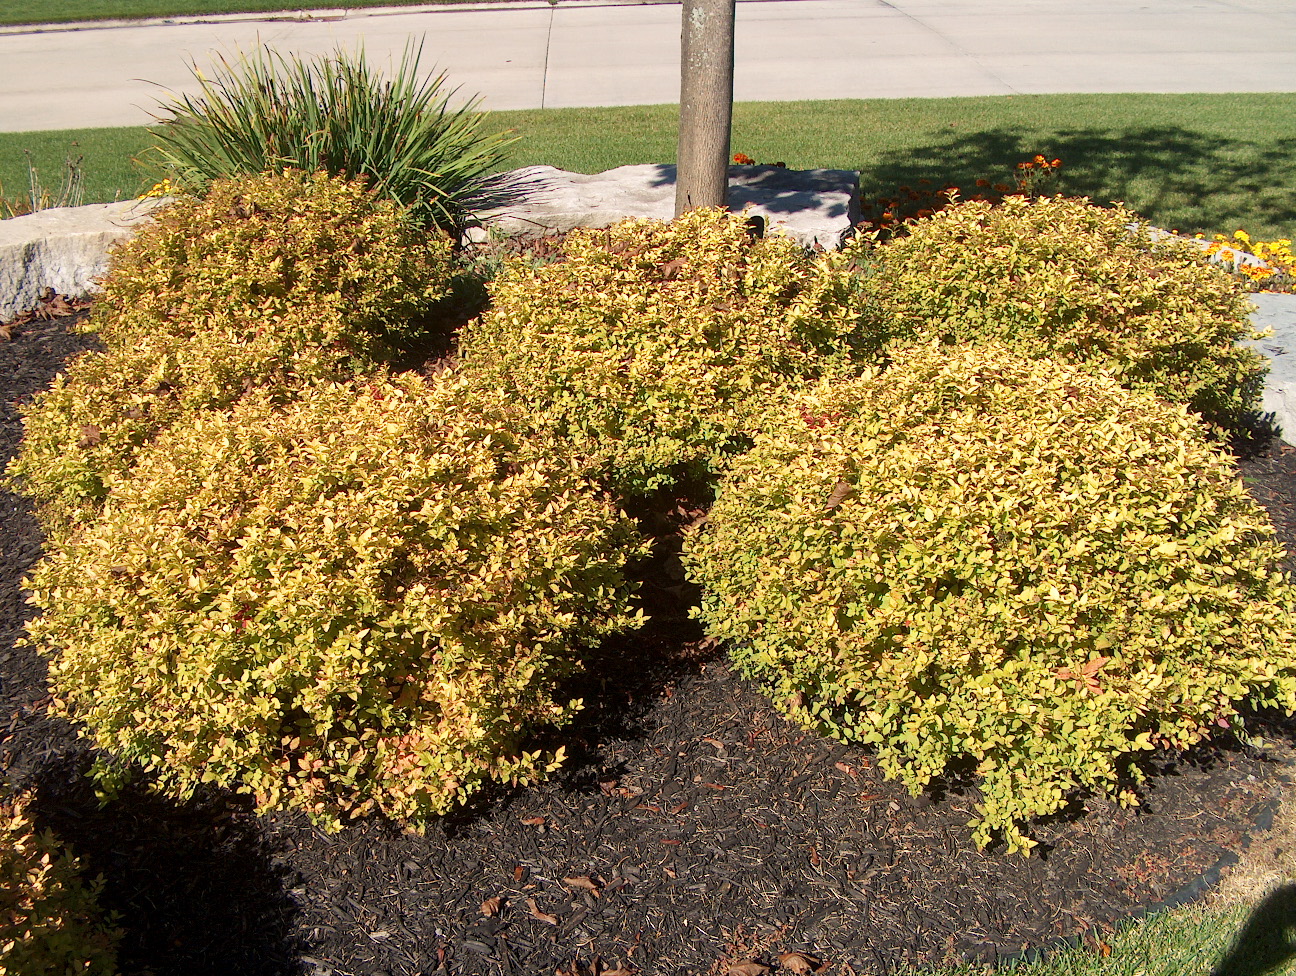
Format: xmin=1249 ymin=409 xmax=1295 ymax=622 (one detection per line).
xmin=2 ymin=311 xmax=1294 ymax=975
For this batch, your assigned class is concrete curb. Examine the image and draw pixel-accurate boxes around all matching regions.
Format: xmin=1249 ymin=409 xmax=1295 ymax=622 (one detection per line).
xmin=0 ymin=0 xmax=797 ymax=36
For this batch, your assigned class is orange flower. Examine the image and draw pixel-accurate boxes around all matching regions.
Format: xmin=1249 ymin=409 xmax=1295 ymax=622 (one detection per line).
xmin=732 ymin=152 xmax=755 ymax=165
xmin=975 ymin=178 xmax=990 ymax=187
xmin=1050 ymin=158 xmax=1062 ymax=168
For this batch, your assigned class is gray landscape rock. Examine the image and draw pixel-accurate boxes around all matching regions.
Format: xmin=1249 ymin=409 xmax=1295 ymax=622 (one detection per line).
xmin=1244 ymin=292 xmax=1296 ymax=442
xmin=469 ymin=163 xmax=860 ymax=249
xmin=0 ymin=197 xmax=169 ymax=322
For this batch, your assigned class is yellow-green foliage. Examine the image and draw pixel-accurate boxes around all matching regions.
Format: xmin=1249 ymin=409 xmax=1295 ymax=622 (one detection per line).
xmin=458 ymin=208 xmax=875 ymax=496
xmin=24 ymin=374 xmax=647 ymax=829
xmin=683 ymin=342 xmax=1296 ymax=853
xmin=0 ymin=796 xmax=120 ymax=976
xmin=855 ymin=195 xmax=1267 ymax=430
xmin=6 ymin=169 xmax=454 ymax=514
xmin=95 ymin=168 xmax=452 ymax=344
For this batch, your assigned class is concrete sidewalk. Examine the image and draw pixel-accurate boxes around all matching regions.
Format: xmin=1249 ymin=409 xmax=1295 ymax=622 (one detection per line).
xmin=1 ymin=0 xmax=1295 ymax=133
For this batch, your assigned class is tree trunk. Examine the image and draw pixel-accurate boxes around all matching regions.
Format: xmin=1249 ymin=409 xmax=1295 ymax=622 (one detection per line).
xmin=675 ymin=0 xmax=735 ymax=216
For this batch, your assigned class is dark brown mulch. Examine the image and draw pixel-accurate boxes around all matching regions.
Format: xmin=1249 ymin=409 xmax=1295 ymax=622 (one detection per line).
xmin=1 ymin=312 xmax=1294 ymax=976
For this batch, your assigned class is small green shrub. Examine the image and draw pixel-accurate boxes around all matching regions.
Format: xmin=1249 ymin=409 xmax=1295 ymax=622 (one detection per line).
xmin=6 ymin=169 xmax=453 ymax=514
xmin=25 ymin=374 xmax=647 ymax=829
xmin=683 ymin=342 xmax=1296 ymax=853
xmin=146 ymin=43 xmax=516 ymax=233
xmin=854 ymin=195 xmax=1268 ymax=431
xmin=458 ymin=208 xmax=877 ymax=497
xmin=1 ymin=796 xmax=120 ymax=976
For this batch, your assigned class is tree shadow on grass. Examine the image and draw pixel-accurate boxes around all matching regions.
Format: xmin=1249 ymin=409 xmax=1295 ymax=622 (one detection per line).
xmin=1212 ymin=883 xmax=1296 ymax=976
xmin=858 ymin=126 xmax=1296 ymax=238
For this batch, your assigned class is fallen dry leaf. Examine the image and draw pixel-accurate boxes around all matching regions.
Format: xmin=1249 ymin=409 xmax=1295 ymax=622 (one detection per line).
xmin=563 ymin=875 xmax=601 ymax=895
xmin=0 ymin=322 xmax=13 ymax=342
xmin=724 ymin=961 xmax=771 ymax=976
xmin=479 ymin=895 xmax=504 ymax=916
xmin=526 ymin=896 xmax=559 ymax=925
xmin=777 ymin=951 xmax=822 ymax=974
xmin=521 ymin=815 xmax=546 ymax=826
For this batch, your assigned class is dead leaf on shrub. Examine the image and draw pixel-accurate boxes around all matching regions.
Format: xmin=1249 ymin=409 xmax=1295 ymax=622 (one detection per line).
xmin=480 ymin=895 xmax=504 ymax=916
xmin=659 ymin=258 xmax=686 ymax=280
xmin=825 ymin=480 xmax=855 ymax=510
xmin=527 ymin=896 xmax=559 ymax=925
xmin=1056 ymin=654 xmax=1111 ymax=693
xmin=77 ymin=424 xmax=101 ymax=448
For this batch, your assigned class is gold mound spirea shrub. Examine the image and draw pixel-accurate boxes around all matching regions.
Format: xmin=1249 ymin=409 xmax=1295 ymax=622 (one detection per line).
xmin=852 ymin=195 xmax=1268 ymax=433
xmin=94 ymin=168 xmax=452 ymax=345
xmin=0 ymin=796 xmax=120 ymax=976
xmin=682 ymin=342 xmax=1296 ymax=854
xmin=23 ymin=374 xmax=648 ymax=829
xmin=458 ymin=208 xmax=879 ymax=497
xmin=5 ymin=169 xmax=454 ymax=518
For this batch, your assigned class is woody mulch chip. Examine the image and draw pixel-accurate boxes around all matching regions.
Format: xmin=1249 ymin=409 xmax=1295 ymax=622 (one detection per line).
xmin=1 ymin=311 xmax=1293 ymax=975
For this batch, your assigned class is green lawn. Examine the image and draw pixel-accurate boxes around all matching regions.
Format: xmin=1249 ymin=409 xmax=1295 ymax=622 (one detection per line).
xmin=4 ymin=92 xmax=1295 ymax=239
xmin=1 ymin=0 xmax=504 ymax=27
xmin=896 ymin=895 xmax=1296 ymax=976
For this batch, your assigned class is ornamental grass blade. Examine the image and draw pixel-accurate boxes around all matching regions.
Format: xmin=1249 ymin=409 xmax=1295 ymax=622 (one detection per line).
xmin=142 ymin=40 xmax=516 ymax=234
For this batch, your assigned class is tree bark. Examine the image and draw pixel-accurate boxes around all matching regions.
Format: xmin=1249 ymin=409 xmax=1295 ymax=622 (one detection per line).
xmin=675 ymin=0 xmax=735 ymax=216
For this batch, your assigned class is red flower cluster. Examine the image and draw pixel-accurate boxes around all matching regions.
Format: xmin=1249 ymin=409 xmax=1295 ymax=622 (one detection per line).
xmin=732 ymin=153 xmax=787 ymax=168
xmin=857 ymin=155 xmax=1064 ymax=240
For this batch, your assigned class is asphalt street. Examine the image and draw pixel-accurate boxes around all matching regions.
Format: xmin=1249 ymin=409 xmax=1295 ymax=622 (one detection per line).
xmin=1 ymin=0 xmax=1294 ymax=133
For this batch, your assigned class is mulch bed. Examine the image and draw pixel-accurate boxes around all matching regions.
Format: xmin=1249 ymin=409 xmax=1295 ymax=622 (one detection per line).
xmin=2 ymin=310 xmax=1295 ymax=976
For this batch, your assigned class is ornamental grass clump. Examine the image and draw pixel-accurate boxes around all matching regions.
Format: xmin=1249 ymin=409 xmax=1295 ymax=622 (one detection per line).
xmin=683 ymin=342 xmax=1296 ymax=854
xmin=1 ymin=796 xmax=120 ymax=975
xmin=458 ymin=208 xmax=877 ymax=497
xmin=6 ymin=169 xmax=453 ymax=516
xmin=24 ymin=374 xmax=647 ymax=829
xmin=855 ymin=195 xmax=1267 ymax=432
xmin=147 ymin=43 xmax=515 ymax=234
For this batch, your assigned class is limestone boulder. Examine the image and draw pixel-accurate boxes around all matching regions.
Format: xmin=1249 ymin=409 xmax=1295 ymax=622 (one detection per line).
xmin=1243 ymin=292 xmax=1296 ymax=442
xmin=0 ymin=198 xmax=169 ymax=322
xmin=469 ymin=163 xmax=860 ymax=249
